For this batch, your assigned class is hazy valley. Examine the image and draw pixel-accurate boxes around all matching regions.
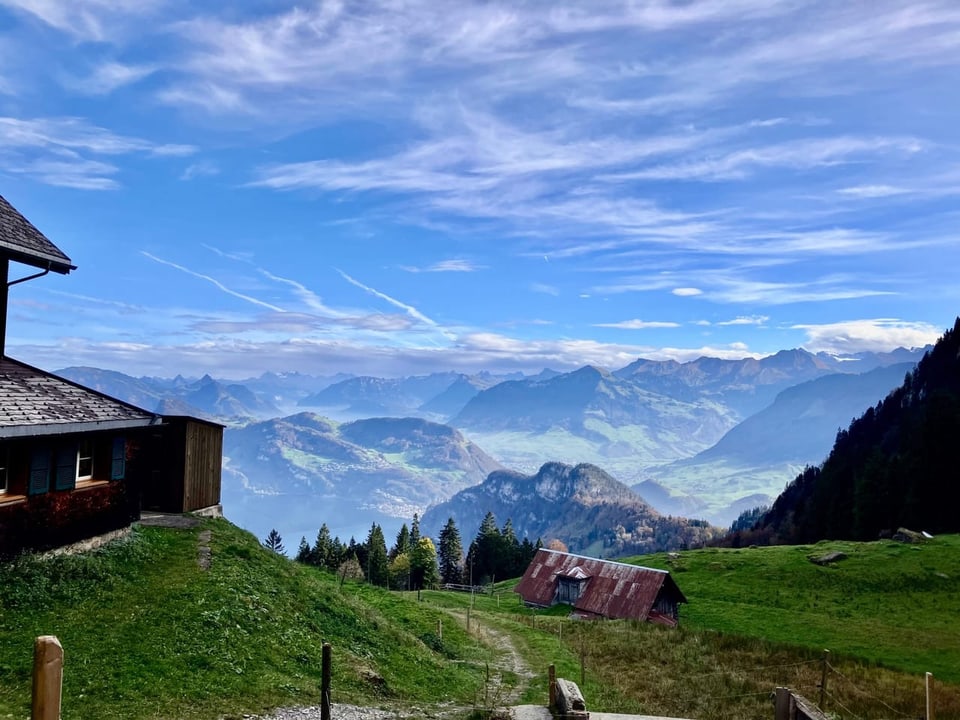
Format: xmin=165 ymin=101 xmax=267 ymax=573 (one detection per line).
xmin=56 ymin=345 xmax=925 ymax=548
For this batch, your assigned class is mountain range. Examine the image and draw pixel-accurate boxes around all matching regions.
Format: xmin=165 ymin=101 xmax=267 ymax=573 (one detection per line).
xmin=53 ymin=344 xmax=929 ymax=546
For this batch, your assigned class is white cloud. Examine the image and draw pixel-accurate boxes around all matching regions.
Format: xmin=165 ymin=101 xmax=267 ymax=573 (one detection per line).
xmin=837 ymin=184 xmax=909 ymax=198
xmin=0 ymin=0 xmax=163 ymax=42
xmin=401 ymin=259 xmax=485 ymax=273
xmin=337 ymin=269 xmax=445 ymax=332
xmin=793 ymin=318 xmax=943 ymax=354
xmin=68 ymin=61 xmax=157 ymax=95
xmin=717 ymin=315 xmax=769 ymax=326
xmin=0 ymin=116 xmax=196 ymax=189
xmin=672 ymin=287 xmax=703 ymax=297
xmin=594 ymin=319 xmax=680 ymax=329
xmin=141 ymin=252 xmax=286 ymax=312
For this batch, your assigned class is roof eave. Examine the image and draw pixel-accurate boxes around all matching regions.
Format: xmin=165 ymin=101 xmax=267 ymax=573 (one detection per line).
xmin=0 ymin=417 xmax=162 ymax=439
xmin=0 ymin=245 xmax=75 ymax=275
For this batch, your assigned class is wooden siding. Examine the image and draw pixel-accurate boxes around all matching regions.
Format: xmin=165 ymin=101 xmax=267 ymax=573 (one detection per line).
xmin=142 ymin=417 xmax=223 ymax=513
xmin=181 ymin=419 xmax=222 ymax=512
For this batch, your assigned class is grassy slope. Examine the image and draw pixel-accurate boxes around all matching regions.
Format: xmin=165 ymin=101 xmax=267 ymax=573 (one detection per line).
xmin=0 ymin=519 xmax=487 ymax=720
xmin=626 ymin=534 xmax=960 ymax=683
xmin=414 ymin=536 xmax=960 ymax=719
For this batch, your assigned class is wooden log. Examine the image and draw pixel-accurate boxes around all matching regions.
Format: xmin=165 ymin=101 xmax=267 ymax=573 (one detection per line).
xmin=31 ymin=636 xmax=63 ymax=720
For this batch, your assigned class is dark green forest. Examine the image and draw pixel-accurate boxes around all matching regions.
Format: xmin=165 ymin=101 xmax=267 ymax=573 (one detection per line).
xmin=732 ymin=317 xmax=960 ymax=545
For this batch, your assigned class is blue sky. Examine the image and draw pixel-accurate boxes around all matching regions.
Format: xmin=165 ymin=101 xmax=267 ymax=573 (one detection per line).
xmin=1 ymin=0 xmax=957 ymax=379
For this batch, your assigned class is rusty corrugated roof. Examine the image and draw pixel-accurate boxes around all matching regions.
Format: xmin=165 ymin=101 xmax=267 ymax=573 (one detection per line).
xmin=514 ymin=548 xmax=686 ymax=622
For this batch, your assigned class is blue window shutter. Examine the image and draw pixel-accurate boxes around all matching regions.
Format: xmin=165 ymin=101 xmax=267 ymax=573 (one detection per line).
xmin=29 ymin=447 xmax=51 ymax=495
xmin=111 ymin=437 xmax=126 ymax=480
xmin=55 ymin=443 xmax=77 ymax=491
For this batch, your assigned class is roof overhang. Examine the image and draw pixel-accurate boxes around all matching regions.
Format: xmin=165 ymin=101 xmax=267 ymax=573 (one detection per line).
xmin=0 ymin=417 xmax=162 ymax=439
xmin=0 ymin=243 xmax=76 ymax=275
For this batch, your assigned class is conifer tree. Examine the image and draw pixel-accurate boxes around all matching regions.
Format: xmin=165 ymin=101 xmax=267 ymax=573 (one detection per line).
xmin=391 ymin=523 xmax=410 ymax=561
xmin=437 ymin=517 xmax=464 ymax=585
xmin=313 ymin=523 xmax=335 ymax=569
xmin=263 ymin=529 xmax=285 ymax=555
xmin=365 ymin=523 xmax=390 ymax=587
xmin=295 ymin=536 xmax=311 ymax=563
xmin=410 ymin=513 xmax=421 ymax=544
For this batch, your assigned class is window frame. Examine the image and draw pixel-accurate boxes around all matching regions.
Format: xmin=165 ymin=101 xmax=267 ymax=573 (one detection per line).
xmin=76 ymin=438 xmax=94 ymax=482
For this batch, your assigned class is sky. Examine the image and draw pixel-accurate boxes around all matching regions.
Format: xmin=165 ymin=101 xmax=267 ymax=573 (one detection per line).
xmin=0 ymin=0 xmax=957 ymax=379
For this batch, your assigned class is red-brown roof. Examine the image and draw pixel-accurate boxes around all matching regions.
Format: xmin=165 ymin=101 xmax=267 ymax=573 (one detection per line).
xmin=514 ymin=548 xmax=687 ymax=622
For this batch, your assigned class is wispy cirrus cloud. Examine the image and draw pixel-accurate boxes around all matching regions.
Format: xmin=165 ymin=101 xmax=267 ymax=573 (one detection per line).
xmin=0 ymin=0 xmax=165 ymax=42
xmin=400 ymin=259 xmax=485 ymax=273
xmin=594 ymin=319 xmax=680 ymax=329
xmin=67 ymin=61 xmax=158 ymax=95
xmin=0 ymin=116 xmax=195 ymax=189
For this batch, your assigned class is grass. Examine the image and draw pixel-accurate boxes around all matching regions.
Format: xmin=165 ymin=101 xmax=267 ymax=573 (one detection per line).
xmin=416 ymin=581 xmax=960 ymax=720
xmin=626 ymin=534 xmax=960 ymax=683
xmin=0 ymin=519 xmax=489 ymax=720
xmin=3 ymin=520 xmax=959 ymax=719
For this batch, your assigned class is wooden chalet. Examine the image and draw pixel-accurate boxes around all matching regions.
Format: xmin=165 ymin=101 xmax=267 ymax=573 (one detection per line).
xmin=0 ymin=194 xmax=223 ymax=556
xmin=514 ymin=548 xmax=687 ymax=626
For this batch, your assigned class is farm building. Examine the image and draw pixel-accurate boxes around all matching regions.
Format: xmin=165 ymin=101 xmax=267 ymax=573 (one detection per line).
xmin=514 ymin=548 xmax=687 ymax=626
xmin=0 ymin=194 xmax=222 ymax=556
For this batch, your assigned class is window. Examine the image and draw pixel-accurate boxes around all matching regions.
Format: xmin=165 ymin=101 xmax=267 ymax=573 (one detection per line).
xmin=77 ymin=439 xmax=94 ymax=481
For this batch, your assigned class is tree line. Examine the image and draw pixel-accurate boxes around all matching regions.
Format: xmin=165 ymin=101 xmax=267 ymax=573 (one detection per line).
xmin=726 ymin=317 xmax=960 ymax=546
xmin=265 ymin=510 xmax=547 ymax=590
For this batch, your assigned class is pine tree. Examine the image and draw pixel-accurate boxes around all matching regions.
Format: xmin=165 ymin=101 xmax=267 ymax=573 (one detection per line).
xmin=263 ymin=529 xmax=285 ymax=555
xmin=437 ymin=517 xmax=464 ymax=585
xmin=313 ymin=523 xmax=335 ymax=569
xmin=471 ymin=511 xmax=501 ymax=584
xmin=391 ymin=523 xmax=410 ymax=561
xmin=410 ymin=513 xmax=421 ymax=544
xmin=365 ymin=523 xmax=390 ymax=587
xmin=295 ymin=536 xmax=311 ymax=563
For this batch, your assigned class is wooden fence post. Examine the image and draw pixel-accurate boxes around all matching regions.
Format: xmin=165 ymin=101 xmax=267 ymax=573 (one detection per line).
xmin=321 ymin=643 xmax=332 ymax=720
xmin=926 ymin=672 xmax=934 ymax=720
xmin=437 ymin=618 xmax=442 ymax=641
xmin=818 ymin=649 xmax=830 ymax=711
xmin=774 ymin=687 xmax=791 ymax=720
xmin=31 ymin=636 xmax=63 ymax=720
xmin=548 ymin=664 xmax=557 ymax=711
xmin=579 ymin=632 xmax=586 ymax=686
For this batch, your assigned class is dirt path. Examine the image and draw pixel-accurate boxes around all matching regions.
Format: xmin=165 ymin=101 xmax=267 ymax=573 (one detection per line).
xmin=445 ymin=609 xmax=537 ymax=707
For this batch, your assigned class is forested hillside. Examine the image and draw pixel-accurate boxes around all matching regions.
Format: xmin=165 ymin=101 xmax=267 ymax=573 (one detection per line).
xmin=739 ymin=318 xmax=960 ymax=545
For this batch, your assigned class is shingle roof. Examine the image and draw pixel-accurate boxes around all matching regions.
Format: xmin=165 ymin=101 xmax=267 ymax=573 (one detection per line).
xmin=0 ymin=357 xmax=159 ymax=437
xmin=514 ymin=548 xmax=687 ymax=622
xmin=0 ymin=194 xmax=75 ymax=274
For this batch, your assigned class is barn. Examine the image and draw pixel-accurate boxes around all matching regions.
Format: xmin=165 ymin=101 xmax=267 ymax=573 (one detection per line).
xmin=514 ymin=548 xmax=687 ymax=626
